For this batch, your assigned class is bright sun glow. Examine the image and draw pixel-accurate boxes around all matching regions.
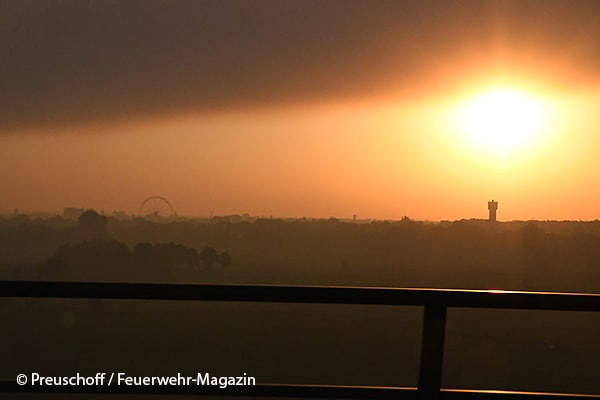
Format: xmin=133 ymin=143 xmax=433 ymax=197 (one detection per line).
xmin=456 ymin=87 xmax=548 ymax=158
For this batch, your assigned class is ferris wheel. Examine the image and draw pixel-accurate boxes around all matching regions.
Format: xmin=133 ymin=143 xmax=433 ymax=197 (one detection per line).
xmin=139 ymin=196 xmax=175 ymax=218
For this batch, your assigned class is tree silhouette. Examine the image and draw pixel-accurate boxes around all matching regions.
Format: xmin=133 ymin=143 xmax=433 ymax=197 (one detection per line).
xmin=199 ymin=245 xmax=219 ymax=268
xmin=132 ymin=242 xmax=155 ymax=267
xmin=78 ymin=209 xmax=107 ymax=239
xmin=132 ymin=242 xmax=199 ymax=270
xmin=220 ymin=251 xmax=233 ymax=268
xmin=51 ymin=240 xmax=131 ymax=279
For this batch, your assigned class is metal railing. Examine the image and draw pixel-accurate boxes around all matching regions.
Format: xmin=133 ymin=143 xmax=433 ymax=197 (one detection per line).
xmin=1 ymin=280 xmax=599 ymax=399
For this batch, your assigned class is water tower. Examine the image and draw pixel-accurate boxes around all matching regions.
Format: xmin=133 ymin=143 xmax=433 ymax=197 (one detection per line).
xmin=488 ymin=200 xmax=498 ymax=222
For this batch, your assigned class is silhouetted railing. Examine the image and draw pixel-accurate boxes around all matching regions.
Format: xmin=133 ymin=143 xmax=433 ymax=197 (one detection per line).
xmin=1 ymin=280 xmax=599 ymax=400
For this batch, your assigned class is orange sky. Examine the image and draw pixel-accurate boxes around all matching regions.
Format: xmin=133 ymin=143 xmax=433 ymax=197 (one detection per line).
xmin=1 ymin=1 xmax=600 ymax=221
xmin=2 ymin=85 xmax=599 ymax=221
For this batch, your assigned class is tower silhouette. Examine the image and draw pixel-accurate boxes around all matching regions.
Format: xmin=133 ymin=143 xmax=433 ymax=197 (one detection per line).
xmin=488 ymin=200 xmax=498 ymax=222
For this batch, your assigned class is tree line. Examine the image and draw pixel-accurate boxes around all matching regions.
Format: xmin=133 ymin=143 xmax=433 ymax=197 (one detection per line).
xmin=0 ymin=210 xmax=598 ymax=291
xmin=40 ymin=239 xmax=232 ymax=281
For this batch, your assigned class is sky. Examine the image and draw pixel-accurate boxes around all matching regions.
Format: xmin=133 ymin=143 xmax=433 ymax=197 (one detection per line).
xmin=1 ymin=0 xmax=600 ymax=220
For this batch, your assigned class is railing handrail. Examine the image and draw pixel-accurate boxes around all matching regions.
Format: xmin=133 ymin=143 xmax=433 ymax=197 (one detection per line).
xmin=1 ymin=280 xmax=599 ymax=311
xmin=3 ymin=382 xmax=600 ymax=399
xmin=1 ymin=280 xmax=599 ymax=400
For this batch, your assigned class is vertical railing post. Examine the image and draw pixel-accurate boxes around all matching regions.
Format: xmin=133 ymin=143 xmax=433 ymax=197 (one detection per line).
xmin=417 ymin=305 xmax=447 ymax=400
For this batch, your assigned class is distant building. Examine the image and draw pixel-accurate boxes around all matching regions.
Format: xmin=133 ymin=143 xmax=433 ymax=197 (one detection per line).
xmin=63 ymin=207 xmax=85 ymax=220
xmin=488 ymin=200 xmax=498 ymax=222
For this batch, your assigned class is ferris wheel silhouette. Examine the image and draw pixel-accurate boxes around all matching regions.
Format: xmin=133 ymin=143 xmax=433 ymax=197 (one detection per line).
xmin=138 ymin=196 xmax=175 ymax=218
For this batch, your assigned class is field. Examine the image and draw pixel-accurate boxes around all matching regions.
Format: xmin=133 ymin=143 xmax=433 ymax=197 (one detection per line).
xmin=1 ymin=216 xmax=599 ymax=397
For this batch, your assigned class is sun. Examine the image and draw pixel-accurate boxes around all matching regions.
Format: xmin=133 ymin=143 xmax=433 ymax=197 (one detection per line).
xmin=455 ymin=87 xmax=548 ymax=159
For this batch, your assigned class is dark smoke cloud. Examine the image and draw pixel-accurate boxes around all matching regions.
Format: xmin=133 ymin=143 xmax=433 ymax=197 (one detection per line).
xmin=1 ymin=0 xmax=599 ymax=132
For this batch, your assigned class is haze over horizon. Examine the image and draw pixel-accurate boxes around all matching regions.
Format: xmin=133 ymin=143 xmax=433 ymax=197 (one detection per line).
xmin=2 ymin=0 xmax=600 ymax=221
